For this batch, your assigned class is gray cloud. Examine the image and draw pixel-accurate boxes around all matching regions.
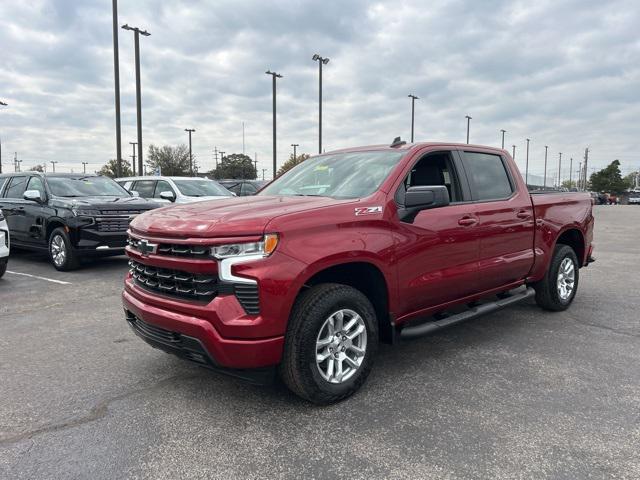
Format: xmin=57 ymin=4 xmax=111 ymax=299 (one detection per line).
xmin=0 ymin=0 xmax=638 ymax=179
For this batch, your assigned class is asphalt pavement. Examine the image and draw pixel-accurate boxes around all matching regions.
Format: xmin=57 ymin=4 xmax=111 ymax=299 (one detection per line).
xmin=1 ymin=206 xmax=638 ymax=479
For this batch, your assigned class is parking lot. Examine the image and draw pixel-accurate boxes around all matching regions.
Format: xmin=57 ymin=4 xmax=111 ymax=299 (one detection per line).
xmin=0 ymin=206 xmax=638 ymax=479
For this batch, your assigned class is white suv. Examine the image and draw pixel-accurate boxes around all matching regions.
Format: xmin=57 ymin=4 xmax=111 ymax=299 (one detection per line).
xmin=0 ymin=210 xmax=9 ymax=278
xmin=116 ymin=176 xmax=234 ymax=204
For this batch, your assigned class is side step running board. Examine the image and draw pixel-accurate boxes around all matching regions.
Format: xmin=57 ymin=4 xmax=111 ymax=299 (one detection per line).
xmin=400 ymin=287 xmax=536 ymax=340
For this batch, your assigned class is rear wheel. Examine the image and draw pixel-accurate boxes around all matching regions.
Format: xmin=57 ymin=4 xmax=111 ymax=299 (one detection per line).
xmin=0 ymin=260 xmax=6 ymax=278
xmin=279 ymin=283 xmax=378 ymax=404
xmin=48 ymin=227 xmax=79 ymax=271
xmin=533 ymin=244 xmax=579 ymax=311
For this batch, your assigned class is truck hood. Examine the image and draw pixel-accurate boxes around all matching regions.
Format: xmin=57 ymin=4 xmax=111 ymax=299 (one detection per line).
xmin=50 ymin=195 xmax=159 ymax=212
xmin=130 ymin=195 xmax=351 ymax=238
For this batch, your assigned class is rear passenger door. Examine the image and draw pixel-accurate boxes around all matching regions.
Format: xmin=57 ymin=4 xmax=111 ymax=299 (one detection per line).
xmin=131 ymin=180 xmax=157 ymax=200
xmin=460 ymin=151 xmax=534 ymax=292
xmin=0 ymin=175 xmax=29 ymax=243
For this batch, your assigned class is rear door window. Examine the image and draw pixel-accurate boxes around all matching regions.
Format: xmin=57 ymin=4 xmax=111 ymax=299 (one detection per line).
xmin=4 ymin=176 xmax=28 ymax=199
xmin=154 ymin=180 xmax=175 ymax=198
xmin=462 ymin=152 xmax=513 ymax=201
xmin=132 ymin=180 xmax=156 ymax=199
xmin=27 ymin=176 xmax=46 ymax=196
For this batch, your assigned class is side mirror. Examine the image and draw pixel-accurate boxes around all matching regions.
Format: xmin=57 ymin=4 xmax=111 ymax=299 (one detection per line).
xmin=159 ymin=191 xmax=176 ymax=202
xmin=399 ymin=185 xmax=450 ymax=223
xmin=24 ymin=190 xmax=44 ymax=203
xmin=129 ymin=190 xmax=140 ymax=197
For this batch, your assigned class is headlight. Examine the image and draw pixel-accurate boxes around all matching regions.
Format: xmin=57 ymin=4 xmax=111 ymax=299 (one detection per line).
xmin=72 ymin=208 xmax=101 ymax=217
xmin=211 ymin=233 xmax=279 ymax=259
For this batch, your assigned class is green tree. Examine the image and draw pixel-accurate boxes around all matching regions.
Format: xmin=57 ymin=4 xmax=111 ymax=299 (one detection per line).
xmin=561 ymin=180 xmax=577 ymax=190
xmin=98 ymin=159 xmax=133 ymax=178
xmin=623 ymin=172 xmax=638 ymax=190
xmin=29 ymin=164 xmax=45 ymax=172
xmin=147 ymin=144 xmax=191 ymax=176
xmin=277 ymin=153 xmax=311 ymax=177
xmin=210 ymin=153 xmax=255 ymax=179
xmin=589 ymin=160 xmax=627 ymax=193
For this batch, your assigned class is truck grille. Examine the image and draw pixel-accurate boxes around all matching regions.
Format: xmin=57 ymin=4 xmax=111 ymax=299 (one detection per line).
xmin=128 ymin=237 xmax=210 ymax=258
xmin=129 ymin=259 xmax=218 ymax=302
xmin=96 ymin=217 xmax=131 ymax=232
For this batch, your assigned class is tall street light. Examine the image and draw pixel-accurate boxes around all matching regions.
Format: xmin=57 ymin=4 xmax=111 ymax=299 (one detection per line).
xmin=82 ymin=162 xmax=89 ymax=173
xmin=525 ymin=138 xmax=530 ymax=186
xmin=312 ymin=54 xmax=330 ymax=154
xmin=122 ymin=23 xmax=150 ymax=175
xmin=408 ymin=94 xmax=419 ymax=142
xmin=185 ymin=129 xmax=195 ymax=175
xmin=501 ymin=129 xmax=506 ymax=149
xmin=569 ymin=157 xmax=573 ymax=187
xmin=265 ymin=70 xmax=282 ymax=178
xmin=51 ymin=160 xmax=58 ymax=173
xmin=0 ymin=101 xmax=7 ymax=174
xmin=291 ymin=143 xmax=299 ymax=163
xmin=557 ymin=152 xmax=562 ymax=188
xmin=111 ymin=0 xmax=123 ymax=177
xmin=512 ymin=145 xmax=516 ymax=160
xmin=543 ymin=146 xmax=549 ymax=189
xmin=465 ymin=115 xmax=472 ymax=144
xmin=129 ymin=141 xmax=137 ymax=175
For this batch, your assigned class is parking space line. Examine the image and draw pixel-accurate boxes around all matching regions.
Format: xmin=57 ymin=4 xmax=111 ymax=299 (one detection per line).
xmin=6 ymin=271 xmax=72 ymax=285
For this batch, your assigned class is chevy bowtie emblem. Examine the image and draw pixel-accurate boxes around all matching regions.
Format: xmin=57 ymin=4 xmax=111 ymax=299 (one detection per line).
xmin=138 ymin=239 xmax=158 ymax=256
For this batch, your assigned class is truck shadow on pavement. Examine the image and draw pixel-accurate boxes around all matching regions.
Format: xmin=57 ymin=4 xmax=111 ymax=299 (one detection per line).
xmin=8 ymin=248 xmax=130 ymax=272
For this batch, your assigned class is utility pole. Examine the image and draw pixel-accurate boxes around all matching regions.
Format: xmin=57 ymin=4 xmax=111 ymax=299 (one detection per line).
xmin=501 ymin=129 xmax=506 ymax=149
xmin=569 ymin=157 xmax=573 ymax=188
xmin=265 ymin=70 xmax=282 ymax=179
xmin=242 ymin=122 xmax=245 ymax=155
xmin=465 ymin=115 xmax=472 ymax=144
xmin=291 ymin=143 xmax=299 ymax=163
xmin=185 ymin=129 xmax=195 ymax=175
xmin=122 ymin=24 xmax=150 ymax=175
xmin=213 ymin=147 xmax=219 ymax=169
xmin=543 ymin=146 xmax=549 ymax=189
xmin=13 ymin=152 xmax=18 ymax=172
xmin=578 ymin=161 xmax=582 ymax=190
xmin=253 ymin=152 xmax=258 ymax=178
xmin=512 ymin=145 xmax=516 ymax=161
xmin=525 ymin=138 xmax=530 ymax=185
xmin=82 ymin=162 xmax=89 ymax=173
xmin=111 ymin=0 xmax=123 ymax=177
xmin=129 ymin=142 xmax=137 ymax=175
xmin=408 ymin=94 xmax=419 ymax=142
xmin=583 ymin=148 xmax=589 ymax=190
xmin=261 ymin=168 xmax=266 ymax=180
xmin=51 ymin=160 xmax=58 ymax=173
xmin=312 ymin=54 xmax=330 ymax=154
xmin=557 ymin=152 xmax=562 ymax=188
xmin=0 ymin=101 xmax=7 ymax=174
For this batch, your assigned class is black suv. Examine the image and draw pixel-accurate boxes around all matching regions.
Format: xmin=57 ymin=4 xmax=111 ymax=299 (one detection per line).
xmin=0 ymin=173 xmax=159 ymax=270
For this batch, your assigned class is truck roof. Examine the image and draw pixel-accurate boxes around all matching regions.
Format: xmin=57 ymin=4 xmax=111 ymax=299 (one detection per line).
xmin=325 ymin=141 xmax=507 ymax=156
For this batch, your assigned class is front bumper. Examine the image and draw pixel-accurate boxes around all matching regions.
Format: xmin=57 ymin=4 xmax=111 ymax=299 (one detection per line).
xmin=0 ymin=226 xmax=9 ymax=260
xmin=122 ymin=287 xmax=285 ymax=371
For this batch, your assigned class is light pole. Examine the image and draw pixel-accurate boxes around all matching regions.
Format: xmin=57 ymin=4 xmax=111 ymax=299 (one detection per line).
xmin=408 ymin=94 xmax=419 ymax=142
xmin=465 ymin=115 xmax=472 ymax=144
xmin=512 ymin=145 xmax=516 ymax=160
xmin=82 ymin=162 xmax=89 ymax=173
xmin=0 ymin=100 xmax=7 ymax=174
xmin=121 ymin=24 xmax=150 ymax=175
xmin=291 ymin=143 xmax=299 ymax=163
xmin=501 ymin=129 xmax=506 ymax=149
xmin=262 ymin=168 xmax=266 ymax=181
xmin=543 ymin=146 xmax=549 ymax=189
xmin=569 ymin=157 xmax=573 ymax=188
xmin=525 ymin=138 xmax=530 ymax=185
xmin=312 ymin=54 xmax=330 ymax=154
xmin=265 ymin=70 xmax=282 ymax=179
xmin=558 ymin=152 xmax=562 ymax=188
xmin=51 ymin=160 xmax=58 ymax=173
xmin=111 ymin=0 xmax=123 ymax=177
xmin=185 ymin=129 xmax=195 ymax=175
xmin=129 ymin=141 xmax=137 ymax=175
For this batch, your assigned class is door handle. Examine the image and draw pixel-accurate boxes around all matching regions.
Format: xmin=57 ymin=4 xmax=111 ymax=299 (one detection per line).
xmin=516 ymin=210 xmax=530 ymax=219
xmin=458 ymin=216 xmax=478 ymax=226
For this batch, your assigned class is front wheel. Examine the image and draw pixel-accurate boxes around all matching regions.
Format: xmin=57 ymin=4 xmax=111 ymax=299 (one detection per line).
xmin=279 ymin=283 xmax=378 ymax=404
xmin=48 ymin=227 xmax=79 ymax=271
xmin=533 ymin=244 xmax=579 ymax=311
xmin=0 ymin=260 xmax=6 ymax=278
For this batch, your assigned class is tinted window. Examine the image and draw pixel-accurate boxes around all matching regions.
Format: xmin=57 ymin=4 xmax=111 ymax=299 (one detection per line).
xmin=402 ymin=152 xmax=462 ymax=202
xmin=463 ymin=152 xmax=513 ymax=200
xmin=27 ymin=176 xmax=46 ymax=196
xmin=224 ymin=182 xmax=242 ymax=195
xmin=4 ymin=176 xmax=28 ymax=199
xmin=132 ymin=180 xmax=156 ymax=198
xmin=241 ymin=182 xmax=257 ymax=195
xmin=154 ymin=180 xmax=174 ymax=198
xmin=48 ymin=176 xmax=130 ymax=197
xmin=0 ymin=178 xmax=7 ymax=195
xmin=173 ymin=179 xmax=231 ymax=197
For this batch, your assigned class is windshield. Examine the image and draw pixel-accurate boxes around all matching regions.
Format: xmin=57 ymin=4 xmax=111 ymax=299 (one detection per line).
xmin=259 ymin=151 xmax=404 ymax=198
xmin=173 ymin=179 xmax=232 ymax=197
xmin=47 ymin=176 xmax=131 ymax=197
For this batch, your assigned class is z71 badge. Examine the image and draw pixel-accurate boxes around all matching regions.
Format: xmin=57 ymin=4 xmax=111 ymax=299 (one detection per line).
xmin=354 ymin=206 xmax=383 ymax=216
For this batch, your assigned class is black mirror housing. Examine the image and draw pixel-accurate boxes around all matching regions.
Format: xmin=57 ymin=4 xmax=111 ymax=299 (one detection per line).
xmin=399 ymin=185 xmax=450 ymax=222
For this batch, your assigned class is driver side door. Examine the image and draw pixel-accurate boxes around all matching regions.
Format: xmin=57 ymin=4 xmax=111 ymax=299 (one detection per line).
xmin=393 ymin=149 xmax=480 ymax=320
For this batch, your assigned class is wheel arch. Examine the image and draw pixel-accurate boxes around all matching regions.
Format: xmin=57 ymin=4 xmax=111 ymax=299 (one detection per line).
xmin=555 ymin=227 xmax=585 ymax=266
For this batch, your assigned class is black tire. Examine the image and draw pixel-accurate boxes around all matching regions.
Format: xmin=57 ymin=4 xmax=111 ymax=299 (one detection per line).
xmin=0 ymin=260 xmax=6 ymax=278
xmin=279 ymin=283 xmax=378 ymax=404
xmin=533 ymin=244 xmax=579 ymax=311
xmin=48 ymin=227 xmax=79 ymax=271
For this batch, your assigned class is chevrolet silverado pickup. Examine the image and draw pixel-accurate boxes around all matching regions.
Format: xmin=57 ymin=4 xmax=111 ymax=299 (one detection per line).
xmin=0 ymin=173 xmax=158 ymax=270
xmin=123 ymin=140 xmax=594 ymax=404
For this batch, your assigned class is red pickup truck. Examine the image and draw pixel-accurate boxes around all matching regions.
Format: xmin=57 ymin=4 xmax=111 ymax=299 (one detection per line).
xmin=123 ymin=140 xmax=594 ymax=404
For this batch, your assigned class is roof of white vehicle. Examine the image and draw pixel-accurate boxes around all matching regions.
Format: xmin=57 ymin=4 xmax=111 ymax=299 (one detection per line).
xmin=115 ymin=176 xmax=215 ymax=182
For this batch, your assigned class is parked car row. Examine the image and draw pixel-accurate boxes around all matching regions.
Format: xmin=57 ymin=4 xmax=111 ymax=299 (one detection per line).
xmin=116 ymin=176 xmax=234 ymax=204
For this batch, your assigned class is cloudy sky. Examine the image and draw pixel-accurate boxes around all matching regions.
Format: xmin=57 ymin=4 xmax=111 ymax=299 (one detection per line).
xmin=1 ymin=0 xmax=638 ymax=180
